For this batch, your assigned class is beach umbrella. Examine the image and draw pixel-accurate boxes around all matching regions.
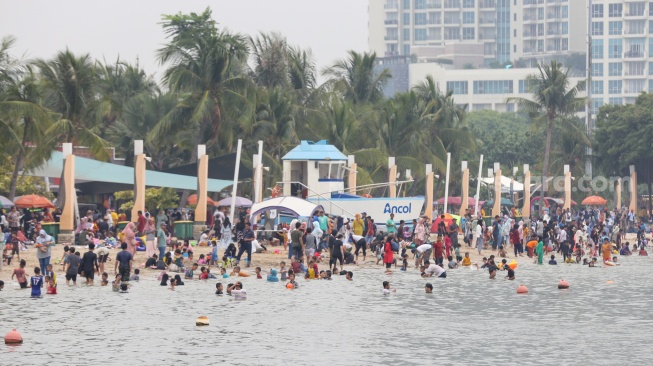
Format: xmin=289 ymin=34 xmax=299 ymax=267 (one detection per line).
xmin=0 ymin=195 xmax=15 ymax=208
xmin=14 ymin=195 xmax=54 ymax=209
xmin=430 ymin=213 xmax=461 ymax=233
xmin=217 ymin=196 xmax=253 ymax=207
xmin=187 ymin=194 xmax=215 ymax=206
xmin=582 ymin=195 xmax=607 ymax=206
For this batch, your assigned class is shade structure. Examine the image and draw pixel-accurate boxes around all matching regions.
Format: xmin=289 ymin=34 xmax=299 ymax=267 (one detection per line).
xmin=484 ymin=197 xmax=514 ymax=207
xmin=14 ymin=195 xmax=54 ymax=209
xmin=582 ymin=195 xmax=607 ymax=206
xmin=434 ymin=196 xmax=481 ymax=206
xmin=217 ymin=196 xmax=253 ymax=207
xmin=249 ymin=196 xmax=324 ymax=221
xmin=0 ymin=195 xmax=15 ymax=208
xmin=544 ymin=197 xmax=577 ymax=206
xmin=187 ymin=194 xmax=215 ymax=206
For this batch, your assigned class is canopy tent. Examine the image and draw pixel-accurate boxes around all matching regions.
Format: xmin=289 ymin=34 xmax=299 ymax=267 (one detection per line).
xmin=162 ymin=152 xmax=252 ymax=181
xmin=479 ymin=176 xmax=526 ymax=193
xmin=217 ymin=196 xmax=253 ymax=207
xmin=249 ymin=196 xmax=324 ymax=221
xmin=434 ymin=196 xmax=483 ymax=206
xmin=28 ymin=151 xmax=233 ymax=195
xmin=484 ymin=197 xmax=514 ymax=207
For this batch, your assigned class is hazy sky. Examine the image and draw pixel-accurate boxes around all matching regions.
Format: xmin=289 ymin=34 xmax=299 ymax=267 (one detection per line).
xmin=1 ymin=0 xmax=369 ymax=81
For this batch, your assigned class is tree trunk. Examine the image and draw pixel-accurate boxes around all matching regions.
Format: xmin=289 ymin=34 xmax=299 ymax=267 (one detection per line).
xmin=9 ymin=119 xmax=30 ymax=200
xmin=648 ymin=163 xmax=652 ymax=216
xmin=539 ymin=119 xmax=554 ymax=218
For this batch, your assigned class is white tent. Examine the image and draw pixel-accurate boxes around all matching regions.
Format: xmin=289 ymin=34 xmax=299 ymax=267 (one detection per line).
xmin=479 ymin=175 xmax=526 ymax=193
xmin=249 ymin=196 xmax=324 ymax=221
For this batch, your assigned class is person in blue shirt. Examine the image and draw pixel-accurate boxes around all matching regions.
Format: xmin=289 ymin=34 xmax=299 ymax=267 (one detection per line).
xmin=30 ymin=267 xmax=43 ymax=297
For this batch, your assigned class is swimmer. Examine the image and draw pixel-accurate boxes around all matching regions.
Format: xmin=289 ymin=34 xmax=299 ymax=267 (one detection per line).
xmin=230 ymin=266 xmax=249 ymax=277
xmin=286 ymin=273 xmax=299 ymax=288
xmin=425 ymin=283 xmax=433 ymax=293
xmin=226 ymin=283 xmax=234 ymax=295
xmin=589 ymin=258 xmax=597 ymax=267
xmin=462 ymin=252 xmax=472 ymax=267
xmin=325 ymin=270 xmax=332 ymax=280
xmin=101 ymin=272 xmax=109 ymax=286
xmin=382 ymin=281 xmax=396 ymax=294
xmin=400 ymin=254 xmax=408 ymax=271
xmin=229 ymin=282 xmax=246 ymax=300
xmin=215 ymin=282 xmax=223 ymax=295
xmin=506 ymin=266 xmax=515 ymax=280
xmin=548 ymin=255 xmax=557 ymax=265
xmin=611 ymin=256 xmax=621 ymax=266
xmin=346 ymin=271 xmax=353 ymax=281
xmin=220 ymin=267 xmax=229 ymax=278
xmin=119 ymin=283 xmax=129 ymax=293
xmin=255 ymin=267 xmax=262 ymax=279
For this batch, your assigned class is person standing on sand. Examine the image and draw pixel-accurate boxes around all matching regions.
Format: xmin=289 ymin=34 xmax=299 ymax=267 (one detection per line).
xmin=123 ymin=222 xmax=137 ymax=256
xmin=353 ymin=213 xmax=364 ymax=236
xmin=136 ymin=210 xmax=146 ymax=236
xmin=157 ymin=223 xmax=168 ymax=259
xmin=144 ymin=218 xmax=157 ymax=258
xmin=386 ymin=213 xmax=396 ymax=235
xmin=383 ymin=233 xmax=394 ymax=273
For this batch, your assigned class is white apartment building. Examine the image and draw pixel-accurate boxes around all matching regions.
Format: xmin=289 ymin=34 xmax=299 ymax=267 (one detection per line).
xmin=408 ymin=62 xmax=585 ymax=111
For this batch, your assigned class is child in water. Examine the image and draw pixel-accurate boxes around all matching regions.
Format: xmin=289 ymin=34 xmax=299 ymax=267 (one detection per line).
xmin=425 ymin=283 xmax=433 ymax=293
xmin=462 ymin=252 xmax=472 ymax=267
xmin=130 ymin=269 xmax=140 ymax=282
xmin=345 ymin=271 xmax=353 ymax=281
xmin=506 ymin=266 xmax=515 ymax=280
xmin=215 ymin=283 xmax=223 ymax=295
xmin=255 ymin=267 xmax=262 ymax=279
xmin=101 ymin=272 xmax=109 ymax=286
xmin=279 ymin=261 xmax=288 ymax=281
xmin=45 ymin=275 xmax=57 ymax=294
xmin=382 ymin=281 xmax=396 ymax=294
xmin=267 ymin=269 xmax=279 ymax=282
xmin=286 ymin=273 xmax=299 ymax=289
xmin=30 ymin=267 xmax=43 ymax=298
xmin=220 ymin=267 xmax=229 ymax=278
xmin=119 ymin=283 xmax=129 ymax=293
xmin=400 ymin=254 xmax=408 ymax=271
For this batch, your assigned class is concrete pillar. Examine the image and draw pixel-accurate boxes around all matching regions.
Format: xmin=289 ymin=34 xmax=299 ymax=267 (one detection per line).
xmin=132 ymin=140 xmax=146 ymax=222
xmin=194 ymin=145 xmax=208 ymax=232
xmin=492 ymin=163 xmax=501 ymax=217
xmin=459 ymin=161 xmax=469 ymax=216
xmin=58 ymin=143 xmax=75 ymax=244
xmin=388 ymin=157 xmax=397 ymax=198
xmin=348 ymin=155 xmax=357 ymax=195
xmin=522 ymin=164 xmax=531 ymax=219
xmin=282 ymin=160 xmax=291 ymax=196
xmin=563 ymin=165 xmax=571 ymax=210
xmin=616 ymin=178 xmax=622 ymax=209
xmin=630 ymin=165 xmax=637 ymax=212
xmin=425 ymin=164 xmax=434 ymax=222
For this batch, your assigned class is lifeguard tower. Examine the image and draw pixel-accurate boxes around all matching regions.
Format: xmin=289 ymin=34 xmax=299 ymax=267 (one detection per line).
xmin=281 ymin=140 xmax=348 ymax=198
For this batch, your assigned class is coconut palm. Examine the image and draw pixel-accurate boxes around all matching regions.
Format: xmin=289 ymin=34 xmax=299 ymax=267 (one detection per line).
xmin=507 ymin=60 xmax=585 ymax=214
xmin=322 ymin=50 xmax=391 ymax=105
xmin=34 ymin=49 xmax=110 ymax=159
xmin=153 ymin=8 xmax=254 ymax=161
xmin=249 ymin=32 xmax=289 ymax=89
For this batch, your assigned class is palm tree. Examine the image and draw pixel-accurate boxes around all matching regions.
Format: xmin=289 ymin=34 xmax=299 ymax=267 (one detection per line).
xmin=322 ymin=50 xmax=391 ymax=105
xmin=508 ymin=60 xmax=585 ymax=215
xmin=249 ymin=32 xmax=289 ymax=89
xmin=153 ymin=8 xmax=254 ymax=162
xmin=34 ymin=49 xmax=110 ymax=160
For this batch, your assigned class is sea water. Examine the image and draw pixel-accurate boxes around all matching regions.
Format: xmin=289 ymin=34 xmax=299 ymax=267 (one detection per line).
xmin=1 ymin=256 xmax=652 ymax=365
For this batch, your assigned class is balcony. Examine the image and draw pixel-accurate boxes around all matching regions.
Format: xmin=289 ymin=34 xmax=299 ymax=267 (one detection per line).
xmin=444 ymin=19 xmax=461 ymax=24
xmin=523 ymin=15 xmax=538 ymax=22
xmin=479 ymin=0 xmax=495 ymax=8
xmin=624 ymin=29 xmax=645 ymax=35
xmin=384 ymin=35 xmax=399 ymax=41
xmin=384 ymin=19 xmax=399 ymax=25
xmin=384 ymin=3 xmax=399 ymax=9
xmin=625 ymin=12 xmax=645 ymax=18
xmin=428 ymin=19 xmax=442 ymax=25
xmin=427 ymin=0 xmax=442 ymax=8
xmin=624 ymin=71 xmax=645 ymax=76
xmin=624 ymin=50 xmax=645 ymax=58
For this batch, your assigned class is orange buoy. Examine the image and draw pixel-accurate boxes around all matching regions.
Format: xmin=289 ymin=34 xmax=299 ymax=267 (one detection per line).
xmin=508 ymin=260 xmax=518 ymax=270
xmin=558 ymin=279 xmax=570 ymax=289
xmin=195 ymin=316 xmax=209 ymax=326
xmin=516 ymin=285 xmax=528 ymax=294
xmin=4 ymin=329 xmax=23 ymax=344
xmin=286 ymin=283 xmax=294 ymax=289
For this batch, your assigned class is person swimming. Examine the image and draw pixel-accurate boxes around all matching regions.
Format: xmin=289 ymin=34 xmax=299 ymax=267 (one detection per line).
xmin=267 ymin=268 xmax=279 ymax=282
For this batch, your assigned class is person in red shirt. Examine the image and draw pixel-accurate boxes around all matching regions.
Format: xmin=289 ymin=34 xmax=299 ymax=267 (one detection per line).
xmin=198 ymin=267 xmax=209 ymax=280
xmin=136 ymin=211 xmax=146 ymax=235
xmin=383 ymin=234 xmax=394 ymax=274
xmin=433 ymin=238 xmax=444 ymax=266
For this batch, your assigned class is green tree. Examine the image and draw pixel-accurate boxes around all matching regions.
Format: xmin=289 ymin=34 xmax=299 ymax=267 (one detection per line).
xmin=508 ymin=61 xmax=585 ymax=214
xmin=322 ymin=50 xmax=391 ymax=105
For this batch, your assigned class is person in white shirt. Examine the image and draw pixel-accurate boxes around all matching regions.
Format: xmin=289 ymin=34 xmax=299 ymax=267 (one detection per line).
xmin=474 ymin=221 xmax=483 ymax=255
xmin=422 ymin=260 xmax=446 ymax=278
xmin=415 ymin=243 xmax=432 ymax=268
xmin=229 ymin=282 xmax=247 ymax=300
xmin=557 ymin=228 xmax=567 ymax=244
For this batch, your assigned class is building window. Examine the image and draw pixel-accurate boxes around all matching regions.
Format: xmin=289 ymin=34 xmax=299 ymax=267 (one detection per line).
xmin=608 ymin=62 xmax=622 ymax=76
xmin=415 ymin=13 xmax=427 ymax=25
xmin=649 ymin=62 xmax=653 ymax=75
xmin=415 ymin=28 xmax=427 ymax=40
xmin=473 ymin=80 xmax=513 ymax=94
xmin=592 ymin=39 xmax=603 ymax=59
xmin=562 ymin=38 xmax=568 ymax=51
xmin=608 ymin=3 xmax=622 ymax=17
xmin=608 ymin=80 xmax=622 ymax=94
xmin=404 ymin=13 xmax=411 ymax=25
xmin=403 ymin=0 xmax=411 ymax=9
xmin=463 ymin=27 xmax=475 ymax=39
xmin=463 ymin=11 xmax=475 ymax=24
xmin=608 ymin=97 xmax=622 ymax=105
xmin=562 ymin=22 xmax=568 ymax=35
xmin=403 ymin=44 xmax=411 ymax=56
xmin=591 ymin=63 xmax=603 ymax=77
xmin=592 ymin=4 xmax=603 ymax=18
xmin=518 ymin=79 xmax=534 ymax=93
xmin=608 ymin=21 xmax=622 ymax=35
xmin=463 ymin=0 xmax=475 ymax=8
xmin=591 ymin=99 xmax=604 ymax=114
xmin=562 ymin=5 xmax=568 ymax=18
xmin=404 ymin=28 xmax=411 ymax=40
xmin=591 ymin=22 xmax=603 ymax=36
xmin=537 ymin=8 xmax=544 ymax=20
xmin=591 ymin=81 xmax=604 ymax=95
xmin=447 ymin=81 xmax=468 ymax=94
xmin=650 ymin=80 xmax=653 ymax=92
xmin=415 ymin=0 xmax=427 ymax=9
xmin=608 ymin=39 xmax=623 ymax=58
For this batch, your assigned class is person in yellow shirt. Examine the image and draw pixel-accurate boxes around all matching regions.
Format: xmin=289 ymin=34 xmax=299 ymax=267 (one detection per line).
xmin=601 ymin=238 xmax=613 ymax=263
xmin=461 ymin=252 xmax=471 ymax=266
xmin=353 ymin=213 xmax=364 ymax=236
xmin=110 ymin=209 xmax=119 ymax=225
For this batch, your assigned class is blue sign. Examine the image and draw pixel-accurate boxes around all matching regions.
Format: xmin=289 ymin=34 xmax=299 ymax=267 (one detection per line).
xmin=383 ymin=203 xmax=412 ymax=214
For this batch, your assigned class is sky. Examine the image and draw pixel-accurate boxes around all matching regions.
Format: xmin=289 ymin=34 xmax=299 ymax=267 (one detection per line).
xmin=1 ymin=0 xmax=369 ymax=82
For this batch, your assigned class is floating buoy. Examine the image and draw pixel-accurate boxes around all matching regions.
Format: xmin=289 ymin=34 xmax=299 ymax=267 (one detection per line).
xmin=558 ymin=279 xmax=570 ymax=289
xmin=508 ymin=260 xmax=518 ymax=270
xmin=606 ymin=280 xmax=614 ymax=285
xmin=516 ymin=285 xmax=528 ymax=294
xmin=4 ymin=329 xmax=23 ymax=344
xmin=195 ymin=316 xmax=209 ymax=326
xmin=286 ymin=283 xmax=294 ymax=289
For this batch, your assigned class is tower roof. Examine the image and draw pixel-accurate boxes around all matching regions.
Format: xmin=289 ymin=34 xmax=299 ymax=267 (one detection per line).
xmin=282 ymin=140 xmax=348 ymax=161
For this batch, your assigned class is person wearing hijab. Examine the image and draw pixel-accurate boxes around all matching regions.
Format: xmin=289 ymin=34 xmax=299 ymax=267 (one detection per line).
xmin=123 ymin=222 xmax=137 ymax=256
xmin=220 ymin=217 xmax=232 ymax=250
xmin=267 ymin=268 xmax=279 ymax=282
xmin=36 ymin=229 xmax=54 ymax=275
xmin=156 ymin=210 xmax=168 ymax=230
xmin=75 ymin=217 xmax=88 ymax=235
xmin=144 ymin=218 xmax=157 ymax=258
